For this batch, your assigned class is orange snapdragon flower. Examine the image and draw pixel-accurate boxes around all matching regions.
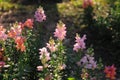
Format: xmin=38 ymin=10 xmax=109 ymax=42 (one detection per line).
xmin=8 ymin=29 xmax=17 ymax=38
xmin=8 ymin=25 xmax=22 ymax=39
xmin=15 ymin=36 xmax=26 ymax=52
xmin=24 ymin=19 xmax=34 ymax=29
xmin=104 ymin=65 xmax=116 ymax=80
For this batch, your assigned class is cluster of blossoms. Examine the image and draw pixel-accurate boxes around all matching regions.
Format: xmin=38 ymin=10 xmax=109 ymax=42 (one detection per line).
xmin=53 ymin=22 xmax=67 ymax=72
xmin=37 ymin=38 xmax=58 ymax=71
xmin=0 ymin=6 xmax=115 ymax=80
xmin=37 ymin=21 xmax=67 ymax=80
xmin=34 ymin=7 xmax=46 ymax=22
xmin=8 ymin=19 xmax=34 ymax=52
xmin=8 ymin=24 xmax=25 ymax=52
xmin=40 ymin=5 xmax=118 ymax=79
xmin=82 ymin=0 xmax=93 ymax=8
xmin=77 ymin=54 xmax=97 ymax=69
xmin=73 ymin=34 xmax=86 ymax=52
xmin=0 ymin=26 xmax=7 ymax=68
xmin=37 ymin=22 xmax=66 ymax=70
xmin=35 ymin=7 xmax=47 ymax=71
xmin=104 ymin=65 xmax=116 ymax=80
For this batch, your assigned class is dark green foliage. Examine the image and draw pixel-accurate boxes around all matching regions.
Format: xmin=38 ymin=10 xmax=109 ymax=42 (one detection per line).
xmin=82 ymin=0 xmax=120 ymax=75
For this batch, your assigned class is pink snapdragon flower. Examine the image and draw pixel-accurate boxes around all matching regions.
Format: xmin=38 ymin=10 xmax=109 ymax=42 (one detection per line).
xmin=77 ymin=54 xmax=97 ymax=69
xmin=0 ymin=31 xmax=7 ymax=41
xmin=37 ymin=66 xmax=43 ymax=71
xmin=39 ymin=47 xmax=50 ymax=61
xmin=83 ymin=0 xmax=93 ymax=8
xmin=0 ymin=26 xmax=7 ymax=41
xmin=46 ymin=38 xmax=57 ymax=52
xmin=54 ymin=21 xmax=66 ymax=41
xmin=0 ymin=61 xmax=5 ymax=67
xmin=34 ymin=7 xmax=46 ymax=22
xmin=73 ymin=34 xmax=86 ymax=52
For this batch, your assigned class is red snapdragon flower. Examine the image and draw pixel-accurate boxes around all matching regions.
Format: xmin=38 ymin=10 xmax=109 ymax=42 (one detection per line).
xmin=83 ymin=0 xmax=93 ymax=8
xmin=104 ymin=65 xmax=116 ymax=80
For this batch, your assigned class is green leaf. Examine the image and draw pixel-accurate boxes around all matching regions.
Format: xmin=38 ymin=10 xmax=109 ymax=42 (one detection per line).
xmin=68 ymin=77 xmax=76 ymax=80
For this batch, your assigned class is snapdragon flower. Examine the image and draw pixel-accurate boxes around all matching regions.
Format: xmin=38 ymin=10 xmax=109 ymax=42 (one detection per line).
xmin=73 ymin=34 xmax=86 ymax=52
xmin=46 ymin=38 xmax=57 ymax=52
xmin=15 ymin=36 xmax=26 ymax=52
xmin=34 ymin=7 xmax=46 ymax=22
xmin=24 ymin=19 xmax=34 ymax=28
xmin=83 ymin=0 xmax=93 ymax=8
xmin=0 ymin=61 xmax=5 ymax=67
xmin=0 ymin=26 xmax=7 ymax=41
xmin=8 ymin=24 xmax=22 ymax=39
xmin=39 ymin=47 xmax=50 ymax=62
xmin=54 ymin=21 xmax=66 ymax=41
xmin=77 ymin=54 xmax=97 ymax=69
xmin=37 ymin=66 xmax=43 ymax=71
xmin=104 ymin=65 xmax=116 ymax=80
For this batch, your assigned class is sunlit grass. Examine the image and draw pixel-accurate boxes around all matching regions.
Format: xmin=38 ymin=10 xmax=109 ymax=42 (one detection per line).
xmin=0 ymin=1 xmax=17 ymax=11
xmin=57 ymin=0 xmax=83 ymax=16
xmin=0 ymin=1 xmax=37 ymax=11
